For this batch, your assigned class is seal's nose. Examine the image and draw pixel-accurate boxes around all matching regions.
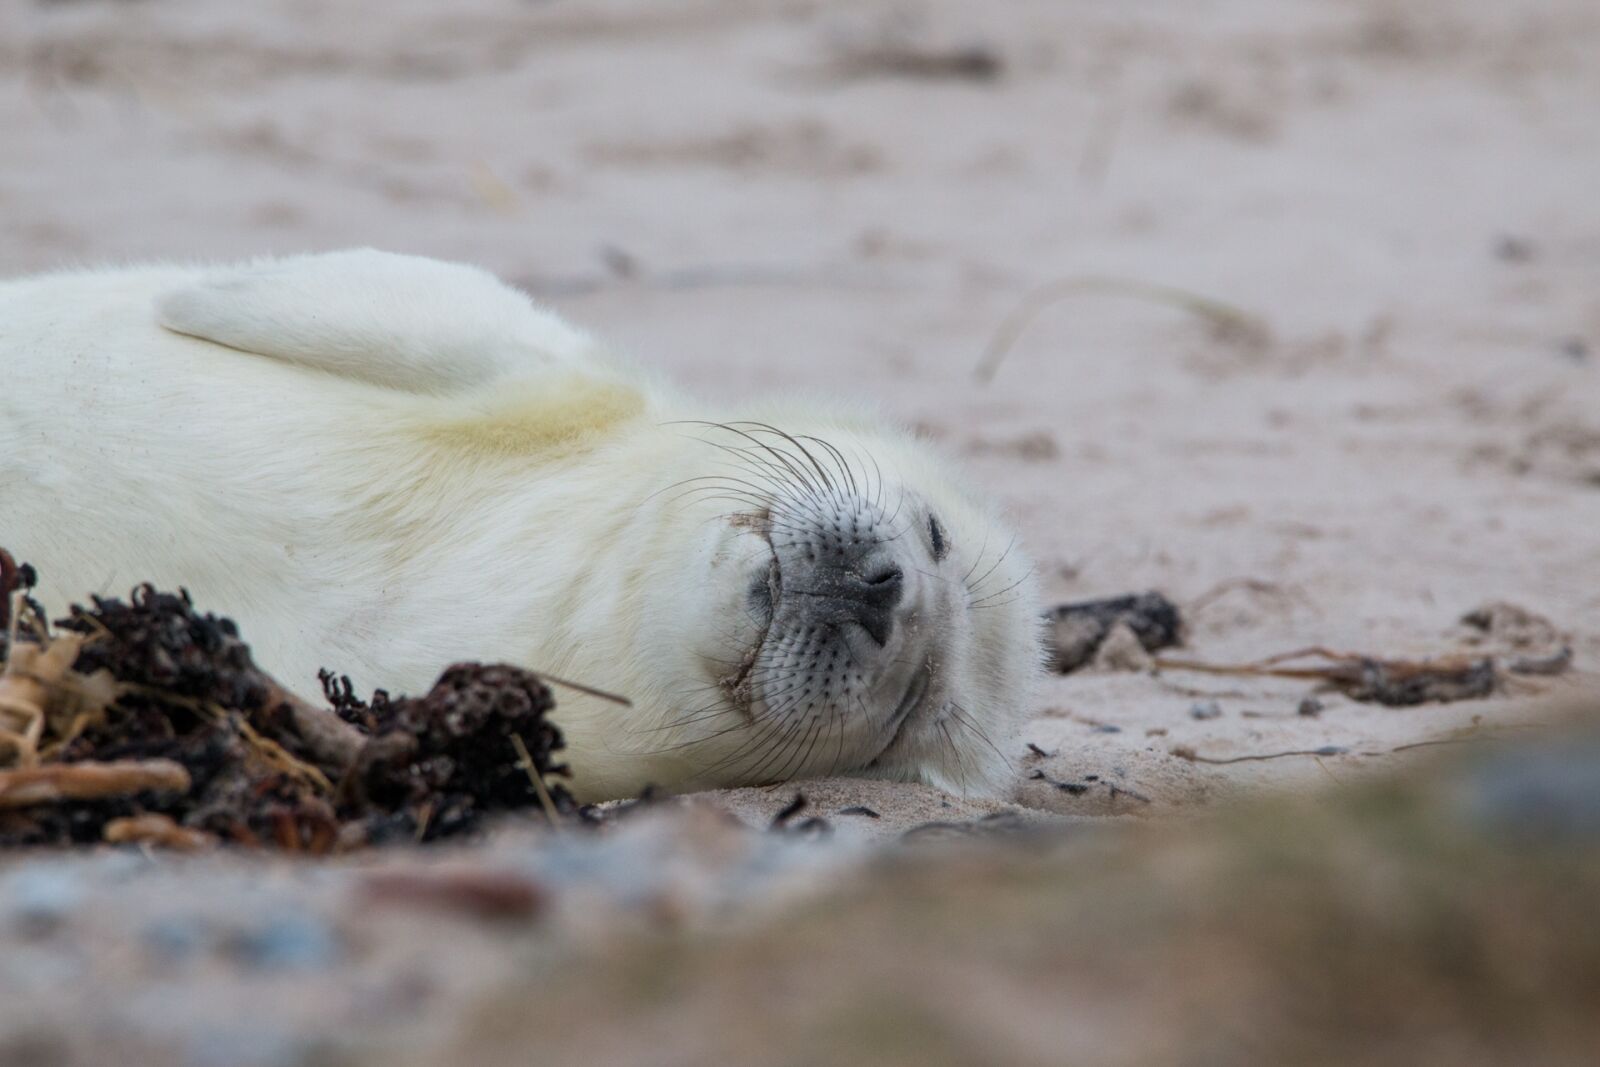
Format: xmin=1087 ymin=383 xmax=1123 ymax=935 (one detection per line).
xmin=840 ymin=563 xmax=903 ymax=646
xmin=768 ymin=504 xmax=911 ymax=649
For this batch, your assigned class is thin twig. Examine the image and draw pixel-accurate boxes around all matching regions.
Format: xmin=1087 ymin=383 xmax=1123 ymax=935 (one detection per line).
xmin=975 ymin=275 xmax=1269 ymax=383
xmin=512 ymin=733 xmax=563 ymax=830
xmin=531 ymin=672 xmax=633 ymax=707
xmin=1171 ymin=744 xmax=1348 ymax=765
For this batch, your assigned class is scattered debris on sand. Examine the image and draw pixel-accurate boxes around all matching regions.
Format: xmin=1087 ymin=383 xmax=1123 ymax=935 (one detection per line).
xmin=360 ymin=866 xmax=547 ymax=921
xmin=822 ymin=33 xmax=1003 ymax=84
xmin=829 ymin=43 xmax=1002 ymax=82
xmin=1045 ymin=591 xmax=1184 ymax=673
xmin=1155 ymin=640 xmax=1571 ymax=708
xmin=0 ymin=550 xmax=572 ymax=851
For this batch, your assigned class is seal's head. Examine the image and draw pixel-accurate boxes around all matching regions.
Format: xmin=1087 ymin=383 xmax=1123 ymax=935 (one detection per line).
xmin=618 ymin=416 xmax=1043 ymax=797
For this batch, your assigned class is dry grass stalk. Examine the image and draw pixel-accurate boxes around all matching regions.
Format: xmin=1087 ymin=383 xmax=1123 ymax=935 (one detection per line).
xmin=0 ymin=632 xmax=89 ymax=767
xmin=0 ymin=758 xmax=190 ymax=808
xmin=975 ymin=275 xmax=1270 ymax=383
xmin=103 ymin=813 xmax=216 ymax=851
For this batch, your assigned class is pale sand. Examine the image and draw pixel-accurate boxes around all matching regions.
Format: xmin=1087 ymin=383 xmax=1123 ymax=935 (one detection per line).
xmin=1 ymin=0 xmax=1597 ymax=1061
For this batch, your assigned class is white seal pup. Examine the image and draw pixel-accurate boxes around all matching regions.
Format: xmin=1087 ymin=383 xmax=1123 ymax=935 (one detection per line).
xmin=0 ymin=250 xmax=1041 ymax=801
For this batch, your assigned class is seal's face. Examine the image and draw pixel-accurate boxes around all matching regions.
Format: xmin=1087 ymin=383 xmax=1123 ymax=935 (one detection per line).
xmin=655 ymin=421 xmax=1042 ymax=795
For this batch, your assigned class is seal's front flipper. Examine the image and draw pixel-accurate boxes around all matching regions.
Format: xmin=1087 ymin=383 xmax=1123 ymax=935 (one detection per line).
xmin=156 ymin=248 xmax=600 ymax=394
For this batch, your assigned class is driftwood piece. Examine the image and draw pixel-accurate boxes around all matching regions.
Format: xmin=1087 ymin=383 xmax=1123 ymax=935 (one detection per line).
xmin=265 ymin=679 xmax=366 ymax=769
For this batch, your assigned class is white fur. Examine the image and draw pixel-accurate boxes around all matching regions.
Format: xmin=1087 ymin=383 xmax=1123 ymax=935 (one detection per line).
xmin=1 ymin=250 xmax=1042 ymax=801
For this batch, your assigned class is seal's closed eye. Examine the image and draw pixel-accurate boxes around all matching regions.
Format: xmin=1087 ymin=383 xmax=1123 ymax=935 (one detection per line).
xmin=928 ymin=514 xmax=948 ymax=562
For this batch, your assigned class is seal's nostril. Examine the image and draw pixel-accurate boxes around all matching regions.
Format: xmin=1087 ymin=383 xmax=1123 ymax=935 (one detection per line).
xmin=866 ymin=564 xmax=903 ymax=587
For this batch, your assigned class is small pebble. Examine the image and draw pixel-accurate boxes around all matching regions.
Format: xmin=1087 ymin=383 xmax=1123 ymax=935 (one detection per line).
xmin=143 ymin=916 xmax=208 ymax=962
xmin=226 ymin=914 xmax=340 ymax=971
xmin=1492 ymin=234 xmax=1536 ymax=262
xmin=1189 ymin=701 xmax=1223 ymax=720
xmin=1458 ymin=739 xmax=1600 ymax=839
xmin=836 ymin=806 xmax=881 ymax=819
xmin=7 ymin=868 xmax=85 ymax=931
xmin=1298 ymin=696 xmax=1325 ymax=717
xmin=1092 ymin=723 xmax=1121 ymax=734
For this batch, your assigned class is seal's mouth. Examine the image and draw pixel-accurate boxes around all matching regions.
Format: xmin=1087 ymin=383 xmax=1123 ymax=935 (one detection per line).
xmin=878 ymin=666 xmax=932 ymax=758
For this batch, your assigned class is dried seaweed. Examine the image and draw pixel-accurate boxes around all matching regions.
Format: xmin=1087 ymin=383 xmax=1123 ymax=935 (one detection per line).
xmin=1154 ymin=645 xmax=1511 ymax=706
xmin=0 ymin=553 xmax=574 ymax=851
xmin=335 ymin=663 xmax=573 ymax=843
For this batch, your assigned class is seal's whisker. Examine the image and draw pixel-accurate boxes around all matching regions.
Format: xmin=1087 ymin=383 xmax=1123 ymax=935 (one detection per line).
xmin=966 ymin=534 xmax=1018 ymax=596
xmin=634 ymin=714 xmax=763 ymax=756
xmin=800 ymin=432 xmax=860 ymax=501
xmin=634 ymin=702 xmax=742 ymax=742
xmin=850 ymin=688 xmax=884 ymax=743
xmin=882 ymin=482 xmax=910 ymax=533
xmin=732 ymin=422 xmax=841 ymax=504
xmin=970 ymin=596 xmax=1026 ymax=612
xmin=685 ymin=434 xmax=813 ymax=511
xmin=704 ymin=713 xmax=798 ymax=780
xmin=753 ymin=711 xmax=818 ymax=785
xmin=938 ymin=719 xmax=969 ymax=794
xmin=642 ymin=472 xmax=766 ymax=508
xmin=969 ymin=566 xmax=1035 ymax=607
xmin=712 ymin=423 xmax=831 ymax=506
xmin=672 ymin=489 xmax=771 ymax=516
xmin=829 ymin=703 xmax=848 ymax=776
xmin=700 ymin=452 xmax=837 ymax=534
xmin=698 ymin=442 xmax=794 ymax=492
xmin=962 ymin=528 xmax=993 ymax=585
xmin=662 ymin=694 xmax=797 ymax=759
xmin=740 ymin=422 xmax=839 ymax=497
xmin=751 ymin=715 xmax=807 ymax=785
xmin=668 ymin=474 xmax=827 ymax=540
xmin=948 ymin=701 xmax=1013 ymax=770
xmin=783 ymin=714 xmax=829 ymax=784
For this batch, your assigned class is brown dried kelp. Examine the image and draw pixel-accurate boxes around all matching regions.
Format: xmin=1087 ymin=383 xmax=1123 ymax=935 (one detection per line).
xmin=0 ymin=553 xmax=572 ymax=851
xmin=331 ymin=663 xmax=574 ymax=843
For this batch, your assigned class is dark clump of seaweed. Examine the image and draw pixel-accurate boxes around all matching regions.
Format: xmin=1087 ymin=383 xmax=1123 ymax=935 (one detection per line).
xmin=0 ymin=552 xmax=573 ymax=852
xmin=332 ymin=663 xmax=573 ymax=843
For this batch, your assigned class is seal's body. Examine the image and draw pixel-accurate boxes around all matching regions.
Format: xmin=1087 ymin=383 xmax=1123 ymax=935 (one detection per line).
xmin=1 ymin=250 xmax=1040 ymax=800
